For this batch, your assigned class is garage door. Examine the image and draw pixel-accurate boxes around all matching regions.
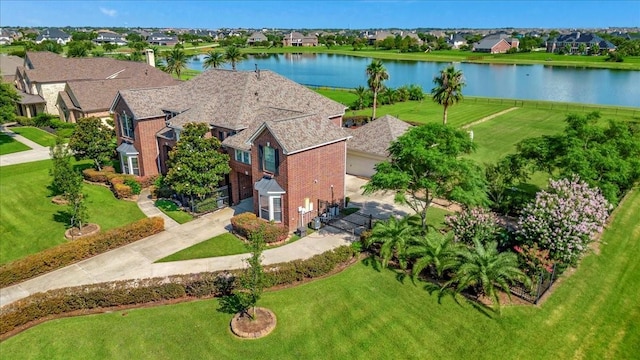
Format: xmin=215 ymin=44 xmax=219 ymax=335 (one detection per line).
xmin=346 ymin=153 xmax=382 ymax=178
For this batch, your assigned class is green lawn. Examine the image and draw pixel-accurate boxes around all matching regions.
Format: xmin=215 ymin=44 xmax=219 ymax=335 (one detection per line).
xmin=3 ymin=187 xmax=638 ymax=359
xmin=0 ymin=160 xmax=146 ymax=265
xmin=10 ymin=127 xmax=57 ymax=147
xmin=156 ymin=233 xmax=247 ymax=262
xmin=154 ymin=199 xmax=193 ymax=224
xmin=0 ymin=133 xmax=31 ymax=155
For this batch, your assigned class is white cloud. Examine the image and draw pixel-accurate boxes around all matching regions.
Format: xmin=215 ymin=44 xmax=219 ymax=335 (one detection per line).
xmin=100 ymin=7 xmax=117 ymax=17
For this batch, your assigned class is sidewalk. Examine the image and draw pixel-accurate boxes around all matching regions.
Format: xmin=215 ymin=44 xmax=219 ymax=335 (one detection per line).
xmin=136 ymin=189 xmax=180 ymax=229
xmin=0 ymin=126 xmax=51 ymax=167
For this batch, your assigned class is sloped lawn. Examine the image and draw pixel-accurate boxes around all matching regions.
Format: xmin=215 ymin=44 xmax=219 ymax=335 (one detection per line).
xmin=0 ymin=160 xmax=146 ymax=265
xmin=154 ymin=199 xmax=193 ymax=224
xmin=156 ymin=233 xmax=247 ymax=262
xmin=10 ymin=127 xmax=57 ymax=147
xmin=0 ymin=133 xmax=30 ymax=155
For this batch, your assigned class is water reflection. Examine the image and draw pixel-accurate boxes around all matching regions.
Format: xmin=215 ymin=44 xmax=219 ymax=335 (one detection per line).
xmin=187 ymin=54 xmax=640 ymax=107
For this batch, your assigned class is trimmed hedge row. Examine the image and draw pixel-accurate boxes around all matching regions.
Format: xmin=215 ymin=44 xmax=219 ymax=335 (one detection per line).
xmin=0 ymin=246 xmax=356 ymax=336
xmin=82 ymin=168 xmax=152 ymax=199
xmin=230 ymin=212 xmax=288 ymax=244
xmin=0 ymin=217 xmax=164 ymax=288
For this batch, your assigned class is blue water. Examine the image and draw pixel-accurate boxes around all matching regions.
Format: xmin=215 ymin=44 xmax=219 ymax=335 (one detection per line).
xmin=187 ymin=53 xmax=640 ymax=107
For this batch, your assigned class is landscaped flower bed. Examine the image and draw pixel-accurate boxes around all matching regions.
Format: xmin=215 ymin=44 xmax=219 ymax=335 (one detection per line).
xmin=230 ymin=213 xmax=288 ymax=244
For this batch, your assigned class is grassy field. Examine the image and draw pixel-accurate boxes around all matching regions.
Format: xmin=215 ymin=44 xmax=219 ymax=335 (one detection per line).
xmin=10 ymin=127 xmax=57 ymax=147
xmin=0 ymin=160 xmax=146 ymax=265
xmin=2 ymin=186 xmax=638 ymax=359
xmin=156 ymin=233 xmax=248 ymax=262
xmin=0 ymin=133 xmax=31 ymax=155
xmin=154 ymin=199 xmax=193 ymax=224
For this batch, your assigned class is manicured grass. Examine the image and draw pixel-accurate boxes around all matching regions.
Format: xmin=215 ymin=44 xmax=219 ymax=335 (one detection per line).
xmin=0 ymin=133 xmax=31 ymax=155
xmin=154 ymin=199 xmax=194 ymax=224
xmin=466 ymin=108 xmax=569 ymax=164
xmin=3 ymin=187 xmax=638 ymax=358
xmin=0 ymin=160 xmax=146 ymax=265
xmin=10 ymin=127 xmax=57 ymax=147
xmin=314 ymin=87 xmax=358 ymax=106
xmin=156 ymin=233 xmax=248 ymax=262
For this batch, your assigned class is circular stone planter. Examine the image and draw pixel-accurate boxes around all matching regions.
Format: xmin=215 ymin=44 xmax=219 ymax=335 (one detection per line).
xmin=230 ymin=307 xmax=277 ymax=339
xmin=51 ymin=196 xmax=69 ymax=205
xmin=64 ymin=223 xmax=100 ymax=240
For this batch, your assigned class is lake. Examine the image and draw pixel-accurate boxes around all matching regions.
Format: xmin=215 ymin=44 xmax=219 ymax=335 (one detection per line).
xmin=187 ymin=53 xmax=640 ymax=108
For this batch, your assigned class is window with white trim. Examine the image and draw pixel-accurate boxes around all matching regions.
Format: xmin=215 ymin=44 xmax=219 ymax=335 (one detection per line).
xmin=120 ymin=112 xmax=134 ymax=139
xmin=120 ymin=153 xmax=140 ymax=176
xmin=263 ymin=145 xmax=276 ymax=173
xmin=259 ymin=194 xmax=282 ymax=222
xmin=234 ymin=149 xmax=251 ymax=164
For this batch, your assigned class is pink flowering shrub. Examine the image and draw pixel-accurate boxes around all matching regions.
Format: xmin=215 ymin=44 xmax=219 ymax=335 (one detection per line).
xmin=445 ymin=207 xmax=500 ymax=245
xmin=516 ymin=176 xmax=609 ymax=264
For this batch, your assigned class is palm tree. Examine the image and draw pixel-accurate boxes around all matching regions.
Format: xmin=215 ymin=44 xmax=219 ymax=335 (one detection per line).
xmin=353 ymin=86 xmax=368 ymax=110
xmin=165 ymin=48 xmax=189 ymax=79
xmin=444 ymin=239 xmax=528 ymax=312
xmin=224 ymin=45 xmax=248 ymax=71
xmin=431 ymin=65 xmax=465 ymax=125
xmin=408 ymin=232 xmax=459 ymax=280
xmin=203 ymin=50 xmax=226 ymax=69
xmin=364 ymin=215 xmax=417 ymax=269
xmin=365 ymin=60 xmax=389 ymax=120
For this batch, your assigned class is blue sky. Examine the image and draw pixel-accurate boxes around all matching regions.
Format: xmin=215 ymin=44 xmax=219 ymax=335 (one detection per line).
xmin=1 ymin=1 xmax=639 ymax=29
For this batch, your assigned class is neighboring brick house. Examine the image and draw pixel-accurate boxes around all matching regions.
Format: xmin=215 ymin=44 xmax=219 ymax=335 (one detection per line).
xmin=35 ymin=28 xmax=71 ymax=45
xmin=282 ymin=32 xmax=318 ymax=47
xmin=546 ymin=32 xmax=616 ymax=54
xmin=110 ymin=69 xmax=348 ymax=232
xmin=473 ymin=33 xmax=519 ymax=54
xmin=13 ymin=51 xmax=176 ymax=120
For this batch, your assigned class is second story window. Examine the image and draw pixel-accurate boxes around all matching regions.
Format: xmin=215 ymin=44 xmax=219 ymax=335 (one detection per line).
xmin=234 ymin=149 xmax=251 ymax=164
xmin=121 ymin=112 xmax=134 ymax=139
xmin=262 ymin=145 xmax=277 ymax=173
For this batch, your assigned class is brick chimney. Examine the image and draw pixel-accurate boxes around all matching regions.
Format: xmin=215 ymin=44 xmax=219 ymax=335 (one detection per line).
xmin=144 ymin=49 xmax=155 ymax=68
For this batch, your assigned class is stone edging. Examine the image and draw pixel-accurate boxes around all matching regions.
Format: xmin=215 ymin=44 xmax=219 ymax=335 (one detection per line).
xmin=230 ymin=307 xmax=277 ymax=339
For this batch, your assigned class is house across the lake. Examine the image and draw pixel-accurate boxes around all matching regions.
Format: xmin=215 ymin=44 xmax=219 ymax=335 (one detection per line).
xmin=110 ymin=68 xmax=349 ymax=232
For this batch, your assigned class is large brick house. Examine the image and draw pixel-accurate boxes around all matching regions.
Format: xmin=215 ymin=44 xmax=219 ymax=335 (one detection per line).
xmin=110 ymin=69 xmax=349 ymax=231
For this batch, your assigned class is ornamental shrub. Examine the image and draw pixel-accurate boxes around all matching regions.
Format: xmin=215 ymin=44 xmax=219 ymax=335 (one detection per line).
xmin=516 ymin=176 xmax=609 ymax=264
xmin=445 ymin=207 xmax=501 ymax=245
xmin=124 ymin=178 xmax=141 ymax=195
xmin=230 ymin=213 xmax=288 ymax=244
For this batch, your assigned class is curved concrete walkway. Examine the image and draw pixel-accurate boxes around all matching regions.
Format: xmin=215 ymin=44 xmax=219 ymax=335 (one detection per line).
xmin=0 ymin=126 xmax=51 ymax=166
xmin=136 ymin=189 xmax=181 ymax=229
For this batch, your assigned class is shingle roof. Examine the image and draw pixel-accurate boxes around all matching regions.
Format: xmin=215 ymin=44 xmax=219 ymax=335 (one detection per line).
xmin=347 ymin=115 xmax=411 ymax=157
xmin=17 ymin=90 xmax=46 ymax=105
xmin=57 ymin=90 xmax=79 ymax=109
xmin=64 ymin=75 xmax=178 ymax=113
xmin=22 ymin=51 xmax=173 ymax=84
xmin=35 ymin=28 xmax=71 ymax=41
xmin=118 ymin=69 xmax=346 ymax=128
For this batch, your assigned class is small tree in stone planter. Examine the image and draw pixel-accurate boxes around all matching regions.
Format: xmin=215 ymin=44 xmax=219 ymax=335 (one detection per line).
xmin=235 ymin=229 xmax=267 ymax=319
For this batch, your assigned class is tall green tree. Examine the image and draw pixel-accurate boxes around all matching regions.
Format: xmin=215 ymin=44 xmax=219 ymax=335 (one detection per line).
xmin=365 ymin=60 xmax=389 ymax=120
xmin=431 ymin=65 xmax=465 ymax=125
xmin=224 ymin=45 xmax=248 ymax=71
xmin=352 ymin=85 xmax=369 ymax=110
xmin=68 ymin=117 xmax=115 ymax=171
xmin=364 ymin=215 xmax=418 ymax=269
xmin=164 ymin=123 xmax=231 ymax=204
xmin=516 ymin=112 xmax=640 ymax=205
xmin=202 ymin=50 xmax=226 ymax=69
xmin=444 ymin=239 xmax=528 ymax=313
xmin=50 ymin=137 xmax=82 ymax=199
xmin=363 ymin=124 xmax=487 ymax=232
xmin=0 ymin=83 xmax=19 ymax=124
